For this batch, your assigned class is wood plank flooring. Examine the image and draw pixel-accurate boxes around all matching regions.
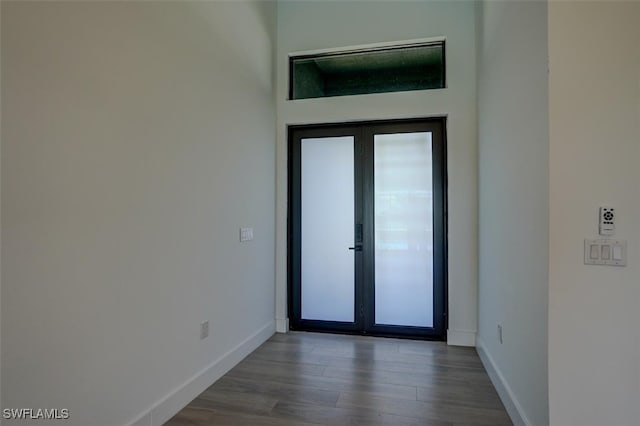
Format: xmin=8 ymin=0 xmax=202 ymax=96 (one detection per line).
xmin=165 ymin=332 xmax=511 ymax=426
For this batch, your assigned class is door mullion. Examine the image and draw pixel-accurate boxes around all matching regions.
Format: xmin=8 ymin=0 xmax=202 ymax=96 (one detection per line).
xmin=361 ymin=125 xmax=375 ymax=333
xmin=354 ymin=128 xmax=365 ymax=331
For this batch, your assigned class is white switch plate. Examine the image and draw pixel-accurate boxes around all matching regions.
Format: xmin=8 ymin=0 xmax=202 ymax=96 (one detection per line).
xmin=584 ymin=239 xmax=626 ymax=266
xmin=239 ymin=227 xmax=254 ymax=242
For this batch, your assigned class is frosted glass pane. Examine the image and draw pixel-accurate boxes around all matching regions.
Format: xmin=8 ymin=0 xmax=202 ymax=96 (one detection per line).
xmin=374 ymin=132 xmax=433 ymax=327
xmin=301 ymin=137 xmax=355 ymax=322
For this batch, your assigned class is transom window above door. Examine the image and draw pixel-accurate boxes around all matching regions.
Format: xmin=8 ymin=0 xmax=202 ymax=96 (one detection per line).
xmin=289 ymin=40 xmax=446 ymax=100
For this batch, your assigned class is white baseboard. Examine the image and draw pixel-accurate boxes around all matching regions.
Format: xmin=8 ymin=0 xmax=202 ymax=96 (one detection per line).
xmin=275 ymin=317 xmax=289 ymax=333
xmin=476 ymin=337 xmax=530 ymax=426
xmin=127 ymin=321 xmax=275 ymax=426
xmin=447 ymin=328 xmax=476 ymax=347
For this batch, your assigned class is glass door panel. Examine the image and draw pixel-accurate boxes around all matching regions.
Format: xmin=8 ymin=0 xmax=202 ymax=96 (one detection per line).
xmin=300 ymin=136 xmax=355 ymax=322
xmin=374 ymin=133 xmax=433 ymax=327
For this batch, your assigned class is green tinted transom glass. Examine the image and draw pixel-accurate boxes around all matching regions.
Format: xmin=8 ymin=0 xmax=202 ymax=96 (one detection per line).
xmin=290 ymin=41 xmax=445 ymax=100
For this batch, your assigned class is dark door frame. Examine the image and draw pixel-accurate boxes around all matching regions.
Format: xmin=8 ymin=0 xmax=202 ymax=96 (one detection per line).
xmin=287 ymin=117 xmax=448 ymax=340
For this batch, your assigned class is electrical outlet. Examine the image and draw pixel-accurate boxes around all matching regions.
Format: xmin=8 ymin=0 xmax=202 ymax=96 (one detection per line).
xmin=497 ymin=324 xmax=503 ymax=344
xmin=200 ymin=321 xmax=209 ymax=340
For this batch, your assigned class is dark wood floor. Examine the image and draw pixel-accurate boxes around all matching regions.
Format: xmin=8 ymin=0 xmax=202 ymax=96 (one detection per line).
xmin=166 ymin=332 xmax=511 ymax=425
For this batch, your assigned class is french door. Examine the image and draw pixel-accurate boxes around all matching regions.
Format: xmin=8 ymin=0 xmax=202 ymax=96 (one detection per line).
xmin=288 ymin=118 xmax=447 ymax=339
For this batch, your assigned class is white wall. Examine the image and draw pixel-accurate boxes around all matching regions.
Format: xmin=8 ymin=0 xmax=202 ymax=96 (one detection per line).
xmin=548 ymin=2 xmax=640 ymax=425
xmin=1 ymin=2 xmax=276 ymax=425
xmin=275 ymin=0 xmax=479 ymax=345
xmin=476 ymin=1 xmax=549 ymax=425
xmin=0 ymin=3 xmax=2 ymax=421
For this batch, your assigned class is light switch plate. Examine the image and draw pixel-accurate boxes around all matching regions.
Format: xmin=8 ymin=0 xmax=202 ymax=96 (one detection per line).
xmin=239 ymin=227 xmax=254 ymax=242
xmin=584 ymin=239 xmax=626 ymax=266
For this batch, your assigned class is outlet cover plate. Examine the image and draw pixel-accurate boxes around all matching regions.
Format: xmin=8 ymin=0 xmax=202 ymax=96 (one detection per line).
xmin=200 ymin=321 xmax=209 ymax=340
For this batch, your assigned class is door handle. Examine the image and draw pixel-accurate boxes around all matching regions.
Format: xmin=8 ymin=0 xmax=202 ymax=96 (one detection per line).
xmin=348 ymin=245 xmax=363 ymax=251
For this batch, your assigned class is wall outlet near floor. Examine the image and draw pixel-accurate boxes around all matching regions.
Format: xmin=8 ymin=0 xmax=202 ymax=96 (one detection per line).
xmin=200 ymin=321 xmax=209 ymax=340
xmin=497 ymin=324 xmax=503 ymax=344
